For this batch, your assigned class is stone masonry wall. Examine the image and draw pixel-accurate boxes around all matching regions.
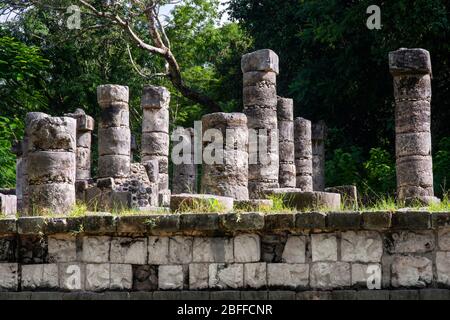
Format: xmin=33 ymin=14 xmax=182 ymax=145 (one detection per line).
xmin=1 ymin=211 xmax=450 ymax=298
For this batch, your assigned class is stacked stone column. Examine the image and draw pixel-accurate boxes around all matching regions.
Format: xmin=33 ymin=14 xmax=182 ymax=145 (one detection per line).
xmin=27 ymin=116 xmax=77 ymax=215
xmin=65 ymin=109 xmax=94 ymax=182
xmin=97 ymin=85 xmax=131 ymax=179
xmin=242 ymin=49 xmax=280 ymax=198
xmin=11 ymin=140 xmax=24 ymax=213
xmin=312 ymin=121 xmax=327 ymax=191
xmin=201 ymin=113 xmax=249 ymax=200
xmin=172 ymin=127 xmax=197 ymax=194
xmin=141 ymin=85 xmax=170 ymax=192
xmin=277 ymin=97 xmax=296 ymax=188
xmin=294 ymin=117 xmax=313 ymax=192
xmin=389 ymin=48 xmax=438 ymax=205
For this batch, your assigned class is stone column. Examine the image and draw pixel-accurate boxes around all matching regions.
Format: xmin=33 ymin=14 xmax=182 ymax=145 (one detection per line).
xmin=294 ymin=117 xmax=313 ymax=192
xmin=312 ymin=121 xmax=327 ymax=191
xmin=27 ymin=116 xmax=77 ymax=215
xmin=389 ymin=48 xmax=438 ymax=205
xmin=65 ymin=109 xmax=94 ymax=182
xmin=277 ymin=97 xmax=296 ymax=188
xmin=201 ymin=113 xmax=249 ymax=200
xmin=21 ymin=112 xmax=49 ymax=215
xmin=172 ymin=127 xmax=197 ymax=194
xmin=11 ymin=140 xmax=24 ymax=213
xmin=141 ymin=85 xmax=170 ymax=192
xmin=97 ymin=85 xmax=131 ymax=179
xmin=242 ymin=49 xmax=280 ymax=198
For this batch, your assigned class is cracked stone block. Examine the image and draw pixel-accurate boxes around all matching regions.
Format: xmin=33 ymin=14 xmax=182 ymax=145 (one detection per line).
xmin=267 ymin=263 xmax=309 ymax=289
xmin=244 ymin=263 xmax=267 ymax=289
xmin=169 ymin=236 xmax=193 ymax=264
xmin=351 ymin=263 xmax=382 ymax=288
xmin=0 ymin=263 xmax=18 ymax=291
xmin=110 ymin=237 xmax=147 ymax=265
xmin=281 ymin=236 xmax=306 ymax=263
xmin=132 ymin=265 xmax=158 ymax=291
xmin=436 ymin=251 xmax=450 ymax=286
xmin=261 ymin=234 xmax=288 ymax=263
xmin=158 ymin=265 xmax=184 ymax=290
xmin=110 ymin=264 xmax=132 ymax=290
xmin=438 ymin=229 xmax=450 ymax=251
xmin=189 ymin=263 xmax=209 ymax=290
xmin=0 ymin=237 xmax=16 ymax=262
xmin=193 ymin=237 xmax=233 ymax=263
xmin=341 ymin=231 xmax=383 ymax=262
xmin=59 ymin=263 xmax=85 ymax=291
xmin=209 ymin=264 xmax=244 ymax=289
xmin=148 ymin=236 xmax=170 ymax=265
xmin=310 ymin=262 xmax=351 ymax=289
xmin=391 ymin=255 xmax=432 ymax=288
xmin=86 ymin=263 xmax=110 ymax=291
xmin=48 ymin=235 xmax=77 ymax=263
xmin=387 ymin=231 xmax=435 ymax=253
xmin=19 ymin=235 xmax=48 ymax=264
xmin=234 ymin=234 xmax=260 ymax=263
xmin=21 ymin=264 xmax=58 ymax=290
xmin=311 ymin=233 xmax=337 ymax=262
xmin=82 ymin=236 xmax=111 ymax=263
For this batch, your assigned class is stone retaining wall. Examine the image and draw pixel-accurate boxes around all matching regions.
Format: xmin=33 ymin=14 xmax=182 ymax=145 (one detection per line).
xmin=1 ymin=211 xmax=450 ymax=298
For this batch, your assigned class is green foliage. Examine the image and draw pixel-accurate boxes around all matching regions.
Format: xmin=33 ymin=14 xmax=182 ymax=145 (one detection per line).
xmin=433 ymin=137 xmax=450 ymax=195
xmin=0 ymin=116 xmax=23 ymax=187
xmin=363 ymin=148 xmax=396 ymax=195
xmin=325 ymin=147 xmax=362 ymax=187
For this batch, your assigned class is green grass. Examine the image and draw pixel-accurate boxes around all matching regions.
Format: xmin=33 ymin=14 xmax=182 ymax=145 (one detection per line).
xmin=175 ymin=198 xmax=228 ymax=214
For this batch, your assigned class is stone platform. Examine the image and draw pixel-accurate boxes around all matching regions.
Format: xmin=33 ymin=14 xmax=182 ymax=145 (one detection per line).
xmin=0 ymin=210 xmax=449 ymax=300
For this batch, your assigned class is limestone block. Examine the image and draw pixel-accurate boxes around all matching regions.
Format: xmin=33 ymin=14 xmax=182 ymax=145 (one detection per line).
xmin=193 ymin=237 xmax=233 ymax=263
xmin=351 ymin=263 xmax=382 ymax=287
xmin=148 ymin=236 xmax=169 ymax=265
xmin=244 ymin=263 xmax=267 ymax=289
xmin=86 ymin=264 xmax=110 ymax=291
xmin=387 ymin=231 xmax=435 ymax=253
xmin=243 ymin=85 xmax=278 ymax=106
xmin=169 ymin=236 xmax=193 ymax=264
xmin=110 ymin=237 xmax=147 ymax=265
xmin=438 ymin=229 xmax=450 ymax=251
xmin=310 ymin=262 xmax=351 ymax=289
xmin=209 ymin=263 xmax=244 ymax=289
xmin=98 ymin=127 xmax=131 ymax=156
xmin=21 ymin=264 xmax=58 ymax=290
xmin=436 ymin=252 xmax=450 ymax=286
xmin=391 ymin=255 xmax=432 ymax=288
xmin=341 ymin=231 xmax=383 ymax=263
xmin=142 ymin=108 xmax=170 ymax=133
xmin=311 ymin=233 xmax=338 ymax=262
xmin=28 ymin=117 xmax=77 ymax=152
xmin=241 ymin=49 xmax=279 ymax=74
xmin=281 ymin=236 xmax=306 ymax=263
xmin=82 ymin=236 xmax=111 ymax=263
xmin=158 ymin=265 xmax=184 ymax=290
xmin=189 ymin=263 xmax=209 ymax=290
xmin=59 ymin=263 xmax=85 ymax=291
xmin=48 ymin=234 xmax=77 ymax=263
xmin=110 ymin=264 xmax=132 ymax=290
xmin=141 ymin=85 xmax=170 ymax=109
xmin=325 ymin=185 xmax=358 ymax=209
xmin=170 ymin=194 xmax=234 ymax=213
xmin=28 ymin=183 xmax=76 ymax=215
xmin=132 ymin=265 xmax=158 ymax=291
xmin=141 ymin=132 xmax=169 ymax=156
xmin=97 ymin=155 xmax=130 ymax=178
xmin=0 ymin=194 xmax=17 ymax=217
xmin=0 ymin=263 xmax=18 ymax=291
xmin=234 ymin=234 xmax=260 ymax=263
xmin=243 ymin=71 xmax=276 ymax=87
xmin=97 ymin=84 xmax=129 ymax=105
xmin=267 ymin=263 xmax=309 ymax=289
xmin=389 ymin=48 xmax=432 ymax=75
xmin=244 ymin=108 xmax=278 ymax=128
xmin=99 ymin=104 xmax=130 ymax=128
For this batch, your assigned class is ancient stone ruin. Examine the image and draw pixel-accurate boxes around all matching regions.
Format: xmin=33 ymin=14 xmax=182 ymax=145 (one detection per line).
xmin=1 ymin=47 xmax=448 ymax=300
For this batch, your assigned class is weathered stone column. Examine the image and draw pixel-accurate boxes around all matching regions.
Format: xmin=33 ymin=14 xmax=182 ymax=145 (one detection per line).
xmin=201 ymin=113 xmax=249 ymax=200
xmin=22 ymin=112 xmax=49 ymax=215
xmin=294 ymin=117 xmax=313 ymax=192
xmin=27 ymin=116 xmax=77 ymax=215
xmin=312 ymin=121 xmax=327 ymax=191
xmin=65 ymin=109 xmax=94 ymax=181
xmin=242 ymin=49 xmax=280 ymax=198
xmin=389 ymin=48 xmax=438 ymax=205
xmin=277 ymin=97 xmax=296 ymax=188
xmin=141 ymin=85 xmax=170 ymax=192
xmin=97 ymin=85 xmax=131 ymax=179
xmin=172 ymin=127 xmax=197 ymax=194
xmin=11 ymin=140 xmax=24 ymax=213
